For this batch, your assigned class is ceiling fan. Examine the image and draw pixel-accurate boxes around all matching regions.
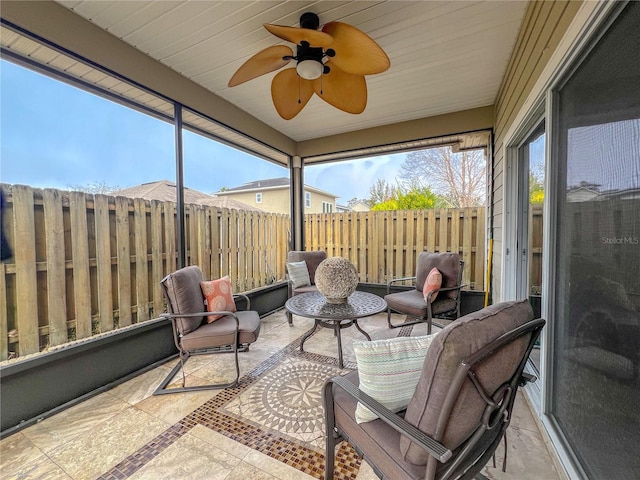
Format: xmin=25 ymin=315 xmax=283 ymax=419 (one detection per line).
xmin=228 ymin=12 xmax=390 ymax=120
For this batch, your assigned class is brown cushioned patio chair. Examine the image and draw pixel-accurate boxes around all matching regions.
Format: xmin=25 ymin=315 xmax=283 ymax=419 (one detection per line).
xmin=323 ymin=300 xmax=544 ymax=480
xmin=285 ymin=250 xmax=327 ymax=326
xmin=385 ymin=252 xmax=465 ymax=333
xmin=154 ymin=265 xmax=261 ymax=395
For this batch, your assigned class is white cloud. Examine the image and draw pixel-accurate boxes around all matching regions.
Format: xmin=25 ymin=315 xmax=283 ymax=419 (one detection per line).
xmin=305 ymin=154 xmax=406 ymax=201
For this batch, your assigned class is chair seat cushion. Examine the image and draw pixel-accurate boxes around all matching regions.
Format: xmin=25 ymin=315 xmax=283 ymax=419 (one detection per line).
xmin=385 ymin=290 xmax=457 ymax=317
xmin=180 ymin=310 xmax=261 ymax=350
xmin=332 ymin=371 xmax=426 ymax=480
xmin=292 ymin=284 xmax=319 ymax=295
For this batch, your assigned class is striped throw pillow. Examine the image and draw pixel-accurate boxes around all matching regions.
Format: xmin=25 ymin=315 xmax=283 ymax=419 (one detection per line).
xmin=286 ymin=260 xmax=311 ymax=288
xmin=354 ymin=334 xmax=435 ymax=423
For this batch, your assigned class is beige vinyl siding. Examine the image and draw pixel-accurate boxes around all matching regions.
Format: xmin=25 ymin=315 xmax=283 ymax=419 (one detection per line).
xmin=491 ymin=0 xmax=581 ymax=301
xmin=307 ymin=192 xmax=336 ymax=213
xmin=222 ymin=188 xmax=336 ymax=214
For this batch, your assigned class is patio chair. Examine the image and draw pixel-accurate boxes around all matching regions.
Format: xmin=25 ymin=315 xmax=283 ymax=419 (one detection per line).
xmin=285 ymin=250 xmax=327 ymax=326
xmin=385 ymin=252 xmax=465 ymax=333
xmin=323 ymin=300 xmax=544 ymax=480
xmin=154 ymin=265 xmax=261 ymax=395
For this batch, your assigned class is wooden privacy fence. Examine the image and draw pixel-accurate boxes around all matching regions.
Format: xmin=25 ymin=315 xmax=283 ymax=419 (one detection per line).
xmin=0 ymin=185 xmax=288 ymax=360
xmin=305 ymin=208 xmax=487 ymax=290
xmin=0 ymin=184 xmax=509 ymax=362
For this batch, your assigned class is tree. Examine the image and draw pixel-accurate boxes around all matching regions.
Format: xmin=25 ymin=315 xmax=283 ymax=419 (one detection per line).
xmin=371 ymin=185 xmax=442 ymax=211
xmin=529 ymin=173 xmax=544 ymax=204
xmin=367 ymin=179 xmax=395 ymax=206
xmin=66 ymin=181 xmax=120 ymax=194
xmin=398 ymin=147 xmax=486 ymax=207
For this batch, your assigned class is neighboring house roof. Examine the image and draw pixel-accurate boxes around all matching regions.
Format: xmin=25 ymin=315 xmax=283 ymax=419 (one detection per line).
xmin=217 ymin=177 xmax=339 ymax=199
xmin=601 ymin=188 xmax=640 ymax=201
xmin=350 ymin=201 xmax=370 ymax=212
xmin=566 ymin=187 xmax=600 ymax=203
xmin=111 ymin=180 xmax=263 ymax=211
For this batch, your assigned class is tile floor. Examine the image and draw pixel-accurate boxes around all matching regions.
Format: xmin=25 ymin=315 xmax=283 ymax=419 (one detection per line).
xmin=1 ymin=310 xmax=564 ymax=480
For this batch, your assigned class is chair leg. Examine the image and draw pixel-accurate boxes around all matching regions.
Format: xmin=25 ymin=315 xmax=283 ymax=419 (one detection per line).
xmin=323 ymin=381 xmax=340 ymax=480
xmin=324 ymin=435 xmax=336 ymax=480
xmin=387 ymin=307 xmax=431 ymax=333
xmin=153 ymin=345 xmax=241 ymax=395
xmin=286 ymin=310 xmax=293 ymax=326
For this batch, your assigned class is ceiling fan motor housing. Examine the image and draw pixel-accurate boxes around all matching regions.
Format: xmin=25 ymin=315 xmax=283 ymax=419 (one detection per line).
xmin=300 ymin=12 xmax=320 ymax=30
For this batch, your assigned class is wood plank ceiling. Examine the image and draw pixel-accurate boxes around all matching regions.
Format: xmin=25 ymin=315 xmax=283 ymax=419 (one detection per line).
xmin=53 ymin=1 xmax=527 ymax=144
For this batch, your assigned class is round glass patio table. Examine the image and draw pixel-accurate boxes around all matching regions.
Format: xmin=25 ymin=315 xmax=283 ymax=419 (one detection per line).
xmin=285 ymin=291 xmax=387 ymax=368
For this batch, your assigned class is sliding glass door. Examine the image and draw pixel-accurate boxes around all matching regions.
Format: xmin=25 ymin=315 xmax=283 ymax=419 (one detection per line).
xmin=550 ymin=3 xmax=640 ymax=478
xmin=516 ymin=123 xmax=545 ymax=374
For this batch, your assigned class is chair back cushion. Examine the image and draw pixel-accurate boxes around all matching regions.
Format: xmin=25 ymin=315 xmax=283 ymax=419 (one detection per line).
xmin=162 ymin=265 xmax=206 ymax=335
xmin=286 ymin=251 xmax=327 ymax=284
xmin=416 ymin=252 xmax=460 ymax=299
xmin=400 ymin=300 xmax=534 ymax=465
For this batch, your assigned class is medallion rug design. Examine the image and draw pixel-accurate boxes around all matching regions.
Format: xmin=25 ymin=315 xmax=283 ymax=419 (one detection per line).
xmin=95 ymin=323 xmax=413 ymax=480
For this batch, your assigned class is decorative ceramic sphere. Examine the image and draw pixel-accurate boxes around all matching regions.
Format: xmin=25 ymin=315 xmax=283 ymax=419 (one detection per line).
xmin=315 ymin=256 xmax=359 ymax=304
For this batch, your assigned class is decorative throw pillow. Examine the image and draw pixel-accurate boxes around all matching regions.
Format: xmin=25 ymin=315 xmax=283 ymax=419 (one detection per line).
xmin=354 ymin=334 xmax=436 ymax=423
xmin=200 ymin=276 xmax=236 ymax=323
xmin=286 ymin=260 xmax=311 ymax=288
xmin=423 ymin=267 xmax=442 ymax=303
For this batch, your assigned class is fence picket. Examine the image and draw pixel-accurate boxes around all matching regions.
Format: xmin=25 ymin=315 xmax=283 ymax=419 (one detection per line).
xmin=406 ymin=210 xmax=416 ymax=273
xmin=70 ymin=192 xmax=92 ymax=339
xmin=93 ymin=194 xmax=113 ymax=333
xmin=393 ymin=211 xmax=402 ymax=281
xmin=43 ymin=189 xmax=68 ymax=344
xmin=451 ymin=208 xmax=461 ymax=256
xmin=193 ymin=206 xmax=207 ymax=279
xmin=0 ymin=262 xmax=6 ymax=360
xmin=12 ymin=186 xmax=39 ymax=355
xmin=210 ymin=208 xmax=221 ymax=278
xmin=229 ymin=209 xmax=239 ymax=290
xmin=462 ymin=208 xmax=473 ymax=288
xmin=426 ymin=209 xmax=436 ymax=253
xmin=164 ymin=202 xmax=176 ymax=275
xmin=134 ymin=198 xmax=149 ymax=322
xmin=150 ymin=200 xmax=164 ymax=316
xmin=220 ymin=208 xmax=229 ymax=278
xmin=115 ymin=196 xmax=132 ymax=327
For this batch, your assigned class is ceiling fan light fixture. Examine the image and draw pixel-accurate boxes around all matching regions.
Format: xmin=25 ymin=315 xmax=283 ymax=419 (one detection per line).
xmin=296 ymin=59 xmax=323 ymax=80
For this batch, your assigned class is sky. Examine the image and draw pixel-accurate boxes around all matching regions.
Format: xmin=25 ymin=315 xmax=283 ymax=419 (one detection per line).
xmin=0 ymin=60 xmax=405 ymax=203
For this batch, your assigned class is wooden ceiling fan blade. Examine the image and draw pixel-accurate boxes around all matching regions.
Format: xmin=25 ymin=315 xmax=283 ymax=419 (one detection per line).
xmin=271 ymin=68 xmax=314 ymax=120
xmin=228 ymin=45 xmax=293 ymax=87
xmin=322 ymin=22 xmax=390 ymax=75
xmin=264 ymin=23 xmax=333 ymax=47
xmin=313 ymin=64 xmax=367 ymax=114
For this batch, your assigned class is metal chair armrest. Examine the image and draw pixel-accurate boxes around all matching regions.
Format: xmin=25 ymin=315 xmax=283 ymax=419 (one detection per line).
xmin=160 ymin=310 xmax=241 ymax=324
xmin=387 ymin=276 xmax=417 ymax=294
xmin=435 ymin=283 xmax=467 ymax=293
xmin=327 ymin=376 xmax=452 ymax=463
xmin=233 ymin=292 xmax=251 ymax=310
xmin=518 ymin=372 xmax=538 ymax=387
xmin=424 ymin=284 xmax=467 ymax=303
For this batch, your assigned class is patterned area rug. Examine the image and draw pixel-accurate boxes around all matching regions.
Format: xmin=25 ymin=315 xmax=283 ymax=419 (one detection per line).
xmin=96 ymin=318 xmax=415 ymax=480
